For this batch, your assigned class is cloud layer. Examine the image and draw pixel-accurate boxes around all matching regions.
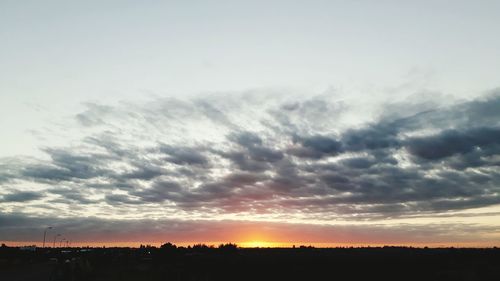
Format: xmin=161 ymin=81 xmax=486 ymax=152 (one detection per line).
xmin=1 ymin=90 xmax=500 ymax=244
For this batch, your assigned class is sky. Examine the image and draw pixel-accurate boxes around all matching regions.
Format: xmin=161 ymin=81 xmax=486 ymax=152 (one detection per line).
xmin=1 ymin=0 xmax=500 ymax=247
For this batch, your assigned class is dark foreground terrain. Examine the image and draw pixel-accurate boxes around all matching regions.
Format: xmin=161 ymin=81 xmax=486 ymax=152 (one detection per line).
xmin=1 ymin=244 xmax=499 ymax=281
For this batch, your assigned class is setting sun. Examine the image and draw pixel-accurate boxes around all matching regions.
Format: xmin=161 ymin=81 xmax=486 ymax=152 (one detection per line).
xmin=239 ymin=241 xmax=277 ymax=248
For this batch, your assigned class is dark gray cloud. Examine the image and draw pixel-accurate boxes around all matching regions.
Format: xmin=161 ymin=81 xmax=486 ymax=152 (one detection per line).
xmin=121 ymin=164 xmax=165 ymax=180
xmin=341 ymin=123 xmax=401 ymax=152
xmin=341 ymin=157 xmax=377 ymax=169
xmin=1 ymin=191 xmax=42 ymax=202
xmin=159 ymin=144 xmax=209 ymax=166
xmin=131 ymin=180 xmax=184 ymax=203
xmin=231 ymin=131 xmax=263 ymax=147
xmin=21 ymin=148 xmax=113 ymax=181
xmin=289 ymin=135 xmax=343 ymax=159
xmin=1 ymin=92 xmax=500 ymax=221
xmin=221 ymin=151 xmax=270 ymax=172
xmin=217 ymin=131 xmax=284 ymax=172
xmin=406 ymin=127 xmax=500 ymax=160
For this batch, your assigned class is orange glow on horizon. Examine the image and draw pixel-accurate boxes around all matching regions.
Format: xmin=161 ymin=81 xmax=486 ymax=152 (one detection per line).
xmin=3 ymin=219 xmax=499 ymax=249
xmin=239 ymin=241 xmax=279 ymax=248
xmin=2 ymin=240 xmax=499 ymax=249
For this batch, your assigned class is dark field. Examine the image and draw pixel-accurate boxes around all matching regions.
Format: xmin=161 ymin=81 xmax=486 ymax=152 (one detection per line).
xmin=1 ymin=245 xmax=500 ymax=281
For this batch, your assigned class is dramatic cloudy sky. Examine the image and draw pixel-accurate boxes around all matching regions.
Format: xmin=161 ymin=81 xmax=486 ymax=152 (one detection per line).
xmin=1 ymin=0 xmax=500 ymax=247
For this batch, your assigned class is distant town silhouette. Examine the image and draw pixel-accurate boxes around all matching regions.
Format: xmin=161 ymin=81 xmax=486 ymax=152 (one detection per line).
xmin=1 ymin=242 xmax=499 ymax=280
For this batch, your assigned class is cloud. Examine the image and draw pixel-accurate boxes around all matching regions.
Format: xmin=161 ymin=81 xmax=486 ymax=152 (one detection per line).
xmin=341 ymin=123 xmax=401 ymax=152
xmin=406 ymin=127 xmax=500 ymax=160
xmin=49 ymin=188 xmax=97 ymax=204
xmin=1 ymin=91 xmax=500 ymax=223
xmin=75 ymin=103 xmax=114 ymax=127
xmin=218 ymin=131 xmax=284 ymax=172
xmin=131 ymin=180 xmax=184 ymax=203
xmin=159 ymin=144 xmax=210 ymax=166
xmin=289 ymin=135 xmax=343 ymax=158
xmin=21 ymin=148 xmax=114 ymax=182
xmin=1 ymin=191 xmax=42 ymax=202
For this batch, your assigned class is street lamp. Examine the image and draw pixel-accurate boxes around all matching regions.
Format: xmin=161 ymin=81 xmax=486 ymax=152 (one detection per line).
xmin=59 ymin=238 xmax=66 ymax=247
xmin=53 ymin=234 xmax=61 ymax=248
xmin=42 ymin=226 xmax=53 ymax=248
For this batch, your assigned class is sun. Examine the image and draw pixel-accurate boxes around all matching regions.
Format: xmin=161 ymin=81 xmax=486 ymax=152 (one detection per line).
xmin=240 ymin=241 xmax=276 ymax=248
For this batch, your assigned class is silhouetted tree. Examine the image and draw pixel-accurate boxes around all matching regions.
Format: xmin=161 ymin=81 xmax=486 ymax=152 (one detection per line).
xmin=160 ymin=242 xmax=177 ymax=250
xmin=218 ymin=243 xmax=237 ymax=248
xmin=218 ymin=243 xmax=238 ymax=253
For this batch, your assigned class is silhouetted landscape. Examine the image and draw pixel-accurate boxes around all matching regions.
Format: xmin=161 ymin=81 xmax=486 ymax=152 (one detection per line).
xmin=1 ymin=243 xmax=500 ymax=281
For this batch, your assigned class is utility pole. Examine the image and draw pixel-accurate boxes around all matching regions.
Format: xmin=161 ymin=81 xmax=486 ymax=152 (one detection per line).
xmin=42 ymin=226 xmax=52 ymax=248
xmin=53 ymin=234 xmax=61 ymax=248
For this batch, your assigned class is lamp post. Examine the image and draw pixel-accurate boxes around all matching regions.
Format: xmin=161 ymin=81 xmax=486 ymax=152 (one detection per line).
xmin=53 ymin=234 xmax=61 ymax=248
xmin=60 ymin=238 xmax=66 ymax=248
xmin=42 ymin=226 xmax=53 ymax=248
